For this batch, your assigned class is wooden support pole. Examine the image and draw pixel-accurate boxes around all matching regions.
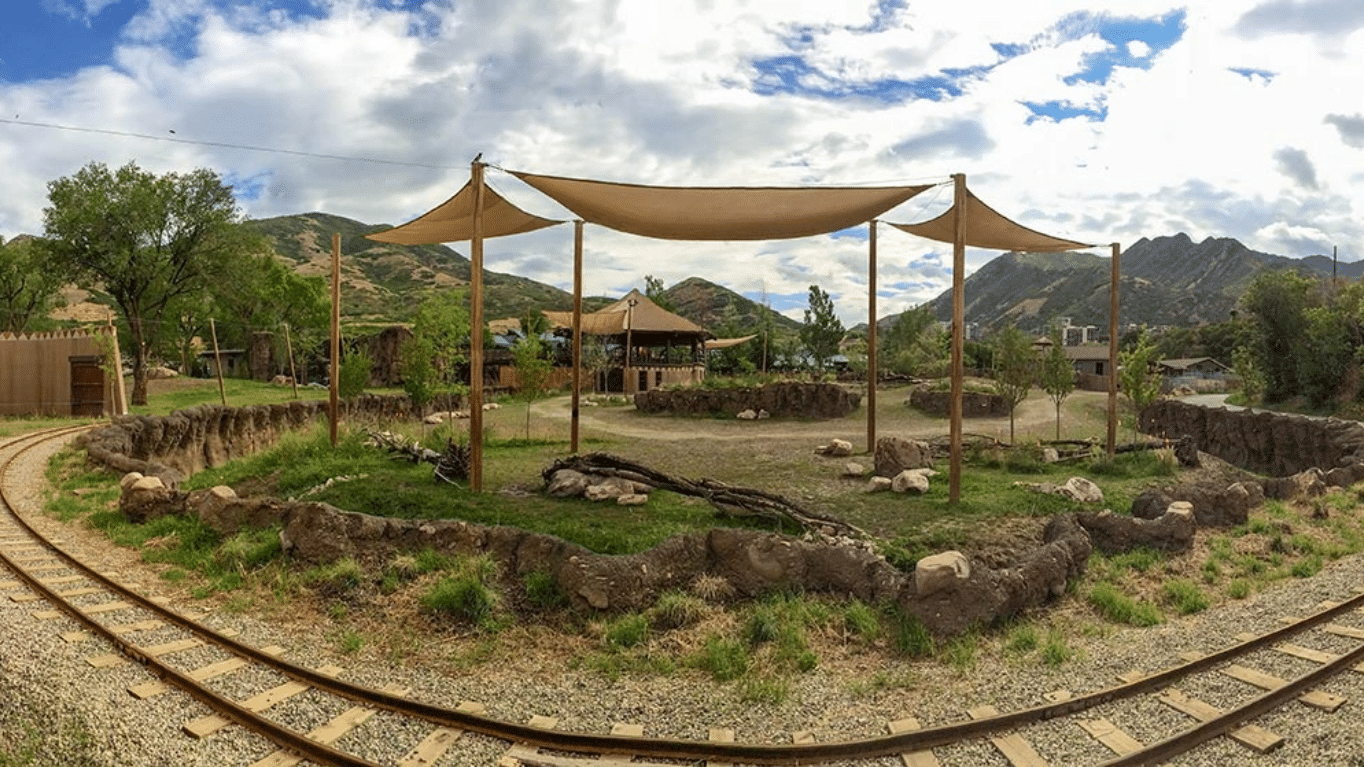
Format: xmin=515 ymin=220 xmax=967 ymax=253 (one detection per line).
xmin=105 ymin=312 xmax=128 ymax=416
xmin=283 ymin=322 xmax=299 ymax=399
xmin=469 ymin=161 xmax=486 ymax=491
xmin=209 ymin=318 xmax=226 ymax=406
xmin=949 ymin=173 xmax=967 ymax=505
xmin=571 ymin=220 xmax=584 ymax=454
xmin=1107 ymin=241 xmax=1120 ymax=457
xmin=329 ymin=233 xmax=341 ymax=448
xmin=867 ymin=219 xmax=878 ymax=454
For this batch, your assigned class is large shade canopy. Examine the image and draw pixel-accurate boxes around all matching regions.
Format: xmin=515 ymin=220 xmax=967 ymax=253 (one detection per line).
xmin=889 ymin=187 xmax=1092 ymax=252
xmin=365 ymin=180 xmax=563 ymax=244
xmin=511 ymin=170 xmax=933 ymax=241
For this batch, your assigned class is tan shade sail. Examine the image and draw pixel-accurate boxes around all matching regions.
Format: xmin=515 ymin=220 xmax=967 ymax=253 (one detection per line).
xmin=888 ymin=188 xmax=1092 ymax=252
xmin=365 ymin=180 xmax=563 ymax=244
xmin=510 ymin=170 xmax=935 ymax=240
xmin=704 ymin=335 xmax=758 ymax=351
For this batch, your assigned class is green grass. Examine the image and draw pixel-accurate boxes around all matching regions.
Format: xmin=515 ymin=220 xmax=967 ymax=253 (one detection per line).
xmin=1161 ymin=579 xmax=1210 ymax=615
xmin=1088 ymin=583 xmax=1163 ymax=626
xmin=125 ymin=377 xmax=331 ymax=416
xmin=689 ymin=635 xmax=750 ymax=682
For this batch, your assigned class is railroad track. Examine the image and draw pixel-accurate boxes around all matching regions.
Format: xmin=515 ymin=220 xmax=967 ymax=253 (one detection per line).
xmin=4 ymin=423 xmax=1364 ymax=765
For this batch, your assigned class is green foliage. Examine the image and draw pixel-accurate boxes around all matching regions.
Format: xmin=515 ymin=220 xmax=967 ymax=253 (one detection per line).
xmin=1040 ymin=324 xmax=1075 ymax=440
xmin=0 ymin=236 xmax=64 ymax=333
xmin=1088 ymin=582 xmax=1162 ymax=626
xmin=990 ymin=326 xmax=1038 ymax=443
xmin=41 ymin=161 xmax=254 ymax=405
xmin=1161 ymin=578 xmax=1209 ymax=615
xmin=644 ymin=274 xmax=676 ymax=312
xmin=648 ymin=591 xmax=707 ymax=630
xmin=799 ymin=285 xmax=844 ymax=371
xmin=886 ymin=604 xmax=935 ymax=658
xmin=512 ymin=334 xmax=553 ymax=439
xmin=603 ymin=613 xmax=651 ymax=649
xmin=401 ymin=291 xmax=472 ymax=411
xmin=880 ymin=306 xmax=947 ymax=376
xmin=689 ymin=635 xmax=750 ymax=682
xmin=337 ymin=347 xmax=372 ymax=399
xmin=1040 ymin=630 xmax=1077 ymax=666
xmin=842 ymin=600 xmax=880 ymax=642
xmin=1119 ymin=327 xmax=1162 ymax=438
xmin=1232 ymin=345 xmax=1265 ymax=403
xmin=522 ymin=569 xmax=568 ymax=609
xmin=1298 ymin=305 xmax=1353 ymax=408
xmin=1241 ymin=270 xmax=1316 ymax=402
xmin=422 ymin=574 xmax=499 ymax=627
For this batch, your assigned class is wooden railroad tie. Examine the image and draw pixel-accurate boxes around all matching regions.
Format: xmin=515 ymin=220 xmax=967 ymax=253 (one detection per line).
xmin=888 ymin=716 xmax=940 ymax=767
xmin=395 ymin=701 xmax=483 ymax=767
xmin=1237 ymin=632 xmax=1364 ymax=673
xmin=968 ymin=705 xmax=1049 ymax=767
xmin=246 ymin=683 xmax=410 ymax=767
xmin=1156 ymin=688 xmax=1284 ymax=754
xmin=183 ymin=664 xmax=345 ymax=738
xmin=128 ymin=644 xmax=285 ymax=700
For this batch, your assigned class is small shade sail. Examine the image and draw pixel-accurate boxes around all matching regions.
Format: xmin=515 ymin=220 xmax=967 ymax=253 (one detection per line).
xmin=704 ymin=335 xmax=758 ymax=351
xmin=510 ymin=170 xmax=934 ymax=241
xmin=543 ymin=290 xmax=710 ymax=336
xmin=365 ymin=180 xmax=563 ymax=245
xmin=888 ymin=187 xmax=1093 ymax=252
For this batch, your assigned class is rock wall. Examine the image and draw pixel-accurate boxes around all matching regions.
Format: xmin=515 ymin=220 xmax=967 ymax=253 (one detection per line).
xmin=80 ymin=394 xmax=415 ymax=482
xmin=908 ymin=388 xmax=1009 ymax=417
xmin=633 ymin=381 xmax=861 ymax=419
xmin=1140 ymin=399 xmax=1364 ymax=477
xmin=120 ymin=480 xmax=1091 ymax=638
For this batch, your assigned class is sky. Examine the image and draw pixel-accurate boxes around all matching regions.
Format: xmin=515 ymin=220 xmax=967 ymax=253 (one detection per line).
xmin=2 ymin=0 xmax=1363 ymax=325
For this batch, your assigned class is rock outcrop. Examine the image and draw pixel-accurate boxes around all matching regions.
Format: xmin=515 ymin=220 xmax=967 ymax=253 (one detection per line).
xmin=633 ymin=382 xmax=861 ymax=419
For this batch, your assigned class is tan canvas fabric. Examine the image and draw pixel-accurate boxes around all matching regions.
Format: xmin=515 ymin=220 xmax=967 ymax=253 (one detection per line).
xmin=704 ymin=335 xmax=758 ymax=351
xmin=889 ymin=188 xmax=1092 ymax=252
xmin=542 ymin=310 xmax=627 ymax=335
xmin=365 ymin=180 xmax=563 ymax=244
xmin=510 ymin=171 xmax=933 ymax=240
xmin=543 ymin=290 xmax=710 ymax=336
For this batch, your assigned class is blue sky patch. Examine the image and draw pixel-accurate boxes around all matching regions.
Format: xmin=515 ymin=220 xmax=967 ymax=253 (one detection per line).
xmin=1229 ymin=67 xmax=1277 ymax=83
xmin=1061 ymin=9 xmax=1187 ymax=85
xmin=750 ymin=55 xmax=983 ymax=103
xmin=1022 ymin=100 xmax=1109 ymax=123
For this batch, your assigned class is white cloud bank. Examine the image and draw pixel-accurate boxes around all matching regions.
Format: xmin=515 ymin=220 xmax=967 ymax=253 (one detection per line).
xmin=2 ymin=0 xmax=1362 ymax=324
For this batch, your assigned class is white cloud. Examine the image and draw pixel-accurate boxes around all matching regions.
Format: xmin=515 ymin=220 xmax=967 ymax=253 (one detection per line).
xmin=2 ymin=0 xmax=1363 ymax=327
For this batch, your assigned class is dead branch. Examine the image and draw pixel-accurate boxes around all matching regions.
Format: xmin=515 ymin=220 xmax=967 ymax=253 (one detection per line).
xmin=543 ymin=452 xmax=868 ymax=540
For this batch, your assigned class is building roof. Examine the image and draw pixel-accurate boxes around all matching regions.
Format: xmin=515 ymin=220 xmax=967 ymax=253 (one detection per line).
xmin=543 ymin=289 xmax=710 ymax=338
xmin=1062 ymin=345 xmax=1112 ymax=362
xmin=1160 ymin=357 xmax=1229 ymax=372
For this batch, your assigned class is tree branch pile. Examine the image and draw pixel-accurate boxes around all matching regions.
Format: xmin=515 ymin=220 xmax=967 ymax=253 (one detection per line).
xmin=543 ymin=452 xmax=868 ymax=540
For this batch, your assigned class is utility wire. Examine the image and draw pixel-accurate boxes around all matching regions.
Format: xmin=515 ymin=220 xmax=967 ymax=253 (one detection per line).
xmin=0 ymin=118 xmax=463 ymax=170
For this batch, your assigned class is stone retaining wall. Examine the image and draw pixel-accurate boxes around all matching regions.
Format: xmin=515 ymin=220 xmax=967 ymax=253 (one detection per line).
xmin=633 ymin=381 xmax=861 ymax=419
xmin=908 ymin=388 xmax=1009 ymax=418
xmin=1140 ymin=399 xmax=1364 ymax=477
xmin=80 ymin=394 xmax=414 ymax=482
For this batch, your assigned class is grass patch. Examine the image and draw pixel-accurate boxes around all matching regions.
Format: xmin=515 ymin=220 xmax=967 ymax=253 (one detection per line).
xmin=689 ymin=635 xmax=750 ymax=682
xmin=1161 ymin=579 xmax=1209 ymax=615
xmin=1088 ymin=582 xmax=1162 ymax=626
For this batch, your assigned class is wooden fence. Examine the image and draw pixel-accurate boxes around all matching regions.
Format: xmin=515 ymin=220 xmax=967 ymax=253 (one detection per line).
xmin=0 ymin=329 xmax=122 ymax=417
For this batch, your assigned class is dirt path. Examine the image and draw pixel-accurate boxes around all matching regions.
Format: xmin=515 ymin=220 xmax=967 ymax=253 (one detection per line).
xmin=531 ymin=387 xmax=1095 ymax=445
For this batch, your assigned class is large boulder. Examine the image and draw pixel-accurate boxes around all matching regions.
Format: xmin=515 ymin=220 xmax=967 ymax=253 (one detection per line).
xmin=914 ymin=551 xmax=970 ymax=597
xmin=892 ymin=469 xmax=931 ymax=494
xmin=874 ymin=436 xmax=933 ymax=478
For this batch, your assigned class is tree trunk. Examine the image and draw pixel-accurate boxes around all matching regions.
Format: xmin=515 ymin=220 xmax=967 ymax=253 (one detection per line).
xmin=1055 ymin=402 xmax=1062 ymax=440
xmin=129 ymin=317 xmax=149 ymax=406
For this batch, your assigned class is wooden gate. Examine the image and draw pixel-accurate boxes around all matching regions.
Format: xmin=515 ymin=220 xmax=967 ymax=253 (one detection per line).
xmin=70 ymin=356 xmax=105 ymax=417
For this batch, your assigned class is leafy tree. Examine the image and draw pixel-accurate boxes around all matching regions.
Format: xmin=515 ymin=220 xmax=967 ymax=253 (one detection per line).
xmin=799 ymin=284 xmax=844 ymax=372
xmin=1298 ymin=305 xmax=1353 ymax=408
xmin=401 ymin=291 xmax=472 ymax=413
xmin=1120 ymin=327 xmax=1163 ymax=440
xmin=644 ymin=274 xmax=676 ymax=312
xmin=337 ymin=347 xmax=372 ymax=399
xmin=512 ymin=334 xmax=553 ymax=439
xmin=208 ymin=250 xmax=329 ymax=378
xmin=1039 ymin=325 xmax=1074 ymax=440
xmin=40 ymin=161 xmax=254 ymax=405
xmin=0 ymin=236 xmax=64 ymax=333
xmin=880 ymin=306 xmax=946 ymax=377
xmin=1241 ymin=271 xmax=1315 ymax=402
xmin=1232 ymin=345 xmax=1264 ymax=403
xmin=991 ymin=325 xmax=1038 ymax=443
xmin=580 ymin=335 xmax=610 ymax=394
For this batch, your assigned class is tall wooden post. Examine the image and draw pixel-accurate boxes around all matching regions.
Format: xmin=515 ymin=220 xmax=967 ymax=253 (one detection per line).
xmin=949 ymin=173 xmax=967 ymax=505
xmin=283 ymin=322 xmax=299 ymax=399
xmin=105 ymin=312 xmax=128 ymax=416
xmin=571 ymin=220 xmax=584 ymax=453
xmin=209 ymin=318 xmax=227 ymax=406
xmin=867 ymin=220 xmax=878 ymax=454
xmin=329 ymin=233 xmax=341 ymax=448
xmin=1107 ymin=241 xmax=1120 ymax=456
xmin=469 ymin=161 xmax=486 ymax=491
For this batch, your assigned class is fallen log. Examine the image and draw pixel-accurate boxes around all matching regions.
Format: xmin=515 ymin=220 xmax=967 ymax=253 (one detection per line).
xmin=543 ymin=452 xmax=868 ymax=540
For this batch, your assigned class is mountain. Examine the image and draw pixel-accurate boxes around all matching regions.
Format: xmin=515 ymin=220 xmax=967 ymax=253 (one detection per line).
xmin=247 ymin=212 xmax=608 ymax=323
xmin=918 ymin=233 xmax=1328 ymax=334
xmin=661 ymin=277 xmax=802 ymax=336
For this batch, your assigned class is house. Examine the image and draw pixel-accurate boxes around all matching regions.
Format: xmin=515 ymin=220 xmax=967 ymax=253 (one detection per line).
xmin=543 ymin=290 xmax=714 ymax=394
xmin=1158 ymin=357 xmax=1230 ymax=378
xmin=0 ymin=329 xmax=123 ymax=417
xmin=1063 ymin=345 xmax=1114 ymax=391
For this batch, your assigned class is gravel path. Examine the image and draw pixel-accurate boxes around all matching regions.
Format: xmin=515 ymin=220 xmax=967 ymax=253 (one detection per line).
xmin=6 ymin=430 xmax=1364 ymax=766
